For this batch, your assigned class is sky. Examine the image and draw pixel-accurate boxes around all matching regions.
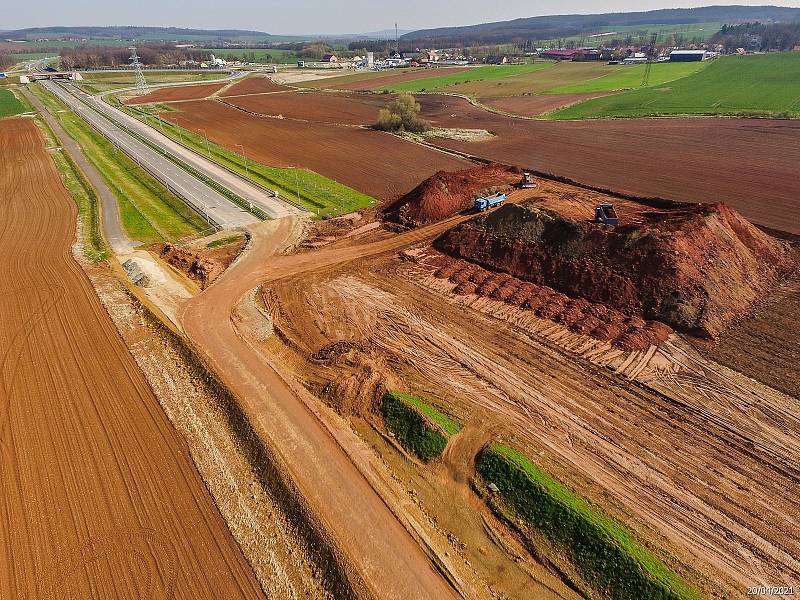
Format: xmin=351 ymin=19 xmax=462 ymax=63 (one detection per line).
xmin=3 ymin=0 xmax=800 ymax=34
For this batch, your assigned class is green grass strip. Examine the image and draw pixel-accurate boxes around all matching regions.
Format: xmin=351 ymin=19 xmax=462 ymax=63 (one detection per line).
xmin=477 ymin=444 xmax=702 ymax=600
xmin=381 ymin=391 xmax=461 ymax=460
xmin=206 ymin=234 xmax=243 ymax=248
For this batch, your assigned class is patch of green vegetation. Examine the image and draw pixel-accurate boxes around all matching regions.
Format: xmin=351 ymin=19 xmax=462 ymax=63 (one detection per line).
xmin=477 ymin=443 xmax=701 ymax=600
xmin=381 ymin=391 xmax=461 ymax=460
xmin=550 ymin=53 xmax=800 ymax=119
xmin=119 ymin=102 xmax=376 ymax=218
xmin=382 ymin=63 xmax=553 ymax=93
xmin=30 ymin=84 xmax=209 ymax=244
xmin=548 ymin=61 xmax=708 ymax=93
xmin=0 ymin=88 xmax=30 ymax=118
xmin=35 ymin=117 xmax=107 ymax=261
xmin=206 ymin=234 xmax=243 ymax=248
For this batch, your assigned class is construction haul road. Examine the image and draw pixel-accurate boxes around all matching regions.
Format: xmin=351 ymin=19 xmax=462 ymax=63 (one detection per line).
xmin=0 ymin=118 xmax=264 ymax=599
xmin=182 ymin=218 xmax=470 ymax=600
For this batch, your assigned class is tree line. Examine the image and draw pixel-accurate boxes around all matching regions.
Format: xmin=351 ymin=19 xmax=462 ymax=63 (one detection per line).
xmin=712 ymin=22 xmax=800 ymax=51
xmin=58 ymin=45 xmax=213 ymax=69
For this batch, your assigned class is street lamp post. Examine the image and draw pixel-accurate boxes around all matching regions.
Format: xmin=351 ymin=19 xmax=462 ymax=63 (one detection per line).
xmin=197 ymin=128 xmax=210 ymax=158
xmin=235 ymin=144 xmax=249 ymax=178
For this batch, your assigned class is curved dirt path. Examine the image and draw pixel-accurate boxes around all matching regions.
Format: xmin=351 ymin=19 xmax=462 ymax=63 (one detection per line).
xmin=181 ymin=217 xmax=473 ymax=599
xmin=0 ymin=117 xmax=264 ymax=599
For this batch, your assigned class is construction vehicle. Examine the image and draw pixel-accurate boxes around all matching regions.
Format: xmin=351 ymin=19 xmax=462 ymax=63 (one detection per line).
xmin=520 ymin=171 xmax=537 ymax=189
xmin=475 ymin=192 xmax=506 ymax=212
xmin=595 ymin=203 xmax=619 ymax=225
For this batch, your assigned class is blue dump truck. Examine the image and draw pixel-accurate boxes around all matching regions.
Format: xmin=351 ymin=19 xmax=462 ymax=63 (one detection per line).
xmin=475 ymin=192 xmax=506 ymax=212
xmin=594 ymin=203 xmax=619 ymax=225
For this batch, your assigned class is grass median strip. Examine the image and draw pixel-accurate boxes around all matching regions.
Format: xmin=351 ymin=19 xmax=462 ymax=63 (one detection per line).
xmin=477 ymin=443 xmax=701 ymax=600
xmin=381 ymin=391 xmax=461 ymax=461
xmin=117 ymin=100 xmax=376 ymax=218
xmin=30 ymin=84 xmax=210 ymax=244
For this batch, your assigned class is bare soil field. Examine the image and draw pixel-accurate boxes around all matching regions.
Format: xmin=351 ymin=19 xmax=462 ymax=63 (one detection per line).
xmin=163 ymin=100 xmax=470 ymax=200
xmin=705 ymin=274 xmax=800 ymax=398
xmin=222 ymin=90 xmax=388 ymax=125
xmin=0 ymin=118 xmax=263 ymax=598
xmin=299 ymin=67 xmax=472 ymax=90
xmin=411 ymin=95 xmax=800 ymax=235
xmin=219 ymin=75 xmax=289 ymax=96
xmin=125 ymin=81 xmax=229 ymax=104
xmin=261 ymin=233 xmax=800 ymax=599
xmin=481 ymin=93 xmax=607 ymax=116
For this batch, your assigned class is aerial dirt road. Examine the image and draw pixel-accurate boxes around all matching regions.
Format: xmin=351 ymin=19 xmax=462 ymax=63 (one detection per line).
xmin=0 ymin=118 xmax=263 ymax=599
xmin=181 ymin=217 xmax=470 ymax=599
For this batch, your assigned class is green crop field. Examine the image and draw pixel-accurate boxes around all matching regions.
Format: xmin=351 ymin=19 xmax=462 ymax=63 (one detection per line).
xmin=548 ymin=60 xmax=708 ymax=93
xmin=381 ymin=63 xmax=553 ymax=93
xmin=0 ymin=88 xmax=30 ymax=118
xmin=201 ymin=48 xmax=298 ymax=64
xmin=550 ymin=53 xmax=800 ymax=119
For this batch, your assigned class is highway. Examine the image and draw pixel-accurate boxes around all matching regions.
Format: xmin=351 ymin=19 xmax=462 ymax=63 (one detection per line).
xmin=68 ymin=82 xmax=300 ymax=219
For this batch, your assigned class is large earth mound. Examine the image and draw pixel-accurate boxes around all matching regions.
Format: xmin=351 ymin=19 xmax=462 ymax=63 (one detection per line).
xmin=434 ymin=201 xmax=795 ymax=338
xmin=383 ymin=163 xmax=521 ymax=227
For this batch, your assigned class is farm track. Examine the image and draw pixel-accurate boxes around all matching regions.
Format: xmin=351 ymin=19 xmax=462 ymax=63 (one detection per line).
xmin=0 ymin=117 xmax=263 ymax=599
xmin=181 ymin=215 xmax=483 ymax=600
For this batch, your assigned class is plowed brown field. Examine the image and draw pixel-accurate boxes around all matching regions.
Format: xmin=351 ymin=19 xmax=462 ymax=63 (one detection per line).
xmin=222 ymin=90 xmax=388 ymax=125
xmin=0 ymin=118 xmax=263 ymax=599
xmin=125 ymin=82 xmax=228 ymax=104
xmin=219 ymin=76 xmax=287 ymax=96
xmin=481 ymin=93 xmax=607 ymax=116
xmin=164 ymin=100 xmax=470 ymax=199
xmin=414 ymin=95 xmax=800 ymax=234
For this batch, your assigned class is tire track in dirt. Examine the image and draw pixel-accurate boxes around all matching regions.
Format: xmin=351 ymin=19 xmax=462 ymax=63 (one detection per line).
xmin=0 ymin=117 xmax=263 ymax=599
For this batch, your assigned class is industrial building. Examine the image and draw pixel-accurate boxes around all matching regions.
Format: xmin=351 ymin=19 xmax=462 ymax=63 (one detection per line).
xmin=669 ymin=49 xmax=707 ymax=61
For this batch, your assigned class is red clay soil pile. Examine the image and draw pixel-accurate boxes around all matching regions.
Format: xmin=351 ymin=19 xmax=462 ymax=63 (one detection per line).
xmin=383 ymin=163 xmax=521 ymax=227
xmin=161 ymin=239 xmax=245 ymax=289
xmin=432 ymin=256 xmax=672 ymax=349
xmin=434 ymin=202 xmax=796 ymax=338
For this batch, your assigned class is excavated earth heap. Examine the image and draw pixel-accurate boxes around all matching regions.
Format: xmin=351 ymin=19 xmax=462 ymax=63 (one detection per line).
xmin=435 ymin=201 xmax=795 ymax=338
xmin=383 ymin=163 xmax=521 ymax=227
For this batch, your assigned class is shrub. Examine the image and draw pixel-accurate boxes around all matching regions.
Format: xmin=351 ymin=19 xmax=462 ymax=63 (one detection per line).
xmin=374 ymin=93 xmax=430 ymax=134
xmin=381 ymin=391 xmax=459 ymax=460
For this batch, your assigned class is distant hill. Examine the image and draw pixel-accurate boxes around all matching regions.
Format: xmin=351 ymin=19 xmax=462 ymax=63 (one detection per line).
xmin=402 ymin=6 xmax=800 ymax=45
xmin=0 ymin=26 xmax=280 ymax=42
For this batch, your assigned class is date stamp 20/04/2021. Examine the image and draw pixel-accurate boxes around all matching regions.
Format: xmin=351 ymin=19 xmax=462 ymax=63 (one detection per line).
xmin=747 ymin=587 xmax=795 ymax=596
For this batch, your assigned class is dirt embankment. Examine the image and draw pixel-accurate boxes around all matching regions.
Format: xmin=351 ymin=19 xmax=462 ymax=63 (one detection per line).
xmin=161 ymin=237 xmax=246 ymax=289
xmin=383 ymin=163 xmax=521 ymax=227
xmin=435 ymin=201 xmax=795 ymax=338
